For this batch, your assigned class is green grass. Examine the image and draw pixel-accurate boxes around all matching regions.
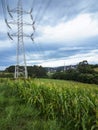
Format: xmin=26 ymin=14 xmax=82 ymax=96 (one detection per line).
xmin=0 ymin=78 xmax=98 ymax=130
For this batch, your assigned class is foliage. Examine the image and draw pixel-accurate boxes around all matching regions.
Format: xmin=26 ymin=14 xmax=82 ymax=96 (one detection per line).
xmin=5 ymin=65 xmax=15 ymax=73
xmin=4 ymin=65 xmax=47 ymax=78
xmin=0 ymin=72 xmax=13 ymax=78
xmin=77 ymin=61 xmax=94 ymax=74
xmin=28 ymin=65 xmax=47 ymax=78
xmin=0 ymin=78 xmax=98 ymax=130
xmin=52 ymin=61 xmax=98 ymax=84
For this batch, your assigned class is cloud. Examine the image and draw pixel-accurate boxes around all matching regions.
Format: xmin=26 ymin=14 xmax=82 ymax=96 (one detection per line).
xmin=38 ymin=49 xmax=98 ymax=67
xmin=0 ymin=20 xmax=8 ymax=33
xmin=0 ymin=0 xmax=98 ymax=69
xmin=36 ymin=13 xmax=98 ymax=44
xmin=0 ymin=39 xmax=13 ymax=50
xmin=0 ymin=66 xmax=7 ymax=70
xmin=33 ymin=0 xmax=98 ymax=25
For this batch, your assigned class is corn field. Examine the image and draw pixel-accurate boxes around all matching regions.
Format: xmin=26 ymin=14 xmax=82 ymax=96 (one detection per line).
xmin=0 ymin=78 xmax=98 ymax=130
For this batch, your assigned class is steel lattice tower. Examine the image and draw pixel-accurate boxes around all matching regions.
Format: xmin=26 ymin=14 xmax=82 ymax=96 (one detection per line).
xmin=6 ymin=0 xmax=35 ymax=79
xmin=15 ymin=0 xmax=27 ymax=79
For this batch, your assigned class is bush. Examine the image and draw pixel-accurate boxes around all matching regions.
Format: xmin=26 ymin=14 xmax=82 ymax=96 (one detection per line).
xmin=52 ymin=71 xmax=98 ymax=84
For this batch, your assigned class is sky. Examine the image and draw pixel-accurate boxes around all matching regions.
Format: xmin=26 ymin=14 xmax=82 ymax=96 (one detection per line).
xmin=0 ymin=0 xmax=98 ymax=70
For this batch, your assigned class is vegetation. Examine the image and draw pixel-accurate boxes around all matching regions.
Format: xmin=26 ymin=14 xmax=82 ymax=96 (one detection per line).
xmin=1 ymin=61 xmax=98 ymax=85
xmin=0 ymin=72 xmax=13 ymax=78
xmin=4 ymin=65 xmax=47 ymax=78
xmin=52 ymin=61 xmax=98 ymax=84
xmin=0 ymin=78 xmax=98 ymax=130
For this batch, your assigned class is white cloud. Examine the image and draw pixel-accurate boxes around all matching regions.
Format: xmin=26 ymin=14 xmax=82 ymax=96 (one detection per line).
xmin=36 ymin=13 xmax=98 ymax=44
xmin=1 ymin=13 xmax=98 ymax=46
xmin=0 ymin=12 xmax=98 ymax=69
xmin=0 ymin=39 xmax=13 ymax=50
xmin=58 ymin=46 xmax=84 ymax=51
xmin=38 ymin=49 xmax=98 ymax=67
xmin=0 ymin=20 xmax=7 ymax=33
xmin=0 ymin=66 xmax=7 ymax=70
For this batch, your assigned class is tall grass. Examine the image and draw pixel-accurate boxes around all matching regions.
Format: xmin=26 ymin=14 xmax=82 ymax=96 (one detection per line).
xmin=0 ymin=78 xmax=98 ymax=130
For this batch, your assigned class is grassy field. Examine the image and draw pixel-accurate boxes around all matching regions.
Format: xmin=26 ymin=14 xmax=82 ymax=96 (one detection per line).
xmin=0 ymin=78 xmax=98 ymax=130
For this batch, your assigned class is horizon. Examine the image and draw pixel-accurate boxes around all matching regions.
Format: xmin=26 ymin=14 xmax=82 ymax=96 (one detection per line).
xmin=1 ymin=60 xmax=98 ymax=71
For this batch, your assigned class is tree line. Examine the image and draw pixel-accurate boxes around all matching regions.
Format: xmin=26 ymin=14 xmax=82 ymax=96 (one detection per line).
xmin=0 ymin=61 xmax=98 ymax=84
xmin=0 ymin=65 xmax=47 ymax=78
xmin=52 ymin=61 xmax=98 ymax=84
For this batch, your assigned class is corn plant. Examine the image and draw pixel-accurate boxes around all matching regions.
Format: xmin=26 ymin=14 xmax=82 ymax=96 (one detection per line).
xmin=0 ymin=78 xmax=98 ymax=130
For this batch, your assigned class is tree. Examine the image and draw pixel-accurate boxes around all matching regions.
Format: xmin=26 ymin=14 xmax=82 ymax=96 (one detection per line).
xmin=5 ymin=66 xmax=15 ymax=73
xmin=28 ymin=65 xmax=47 ymax=78
xmin=77 ymin=60 xmax=94 ymax=74
xmin=5 ymin=65 xmax=47 ymax=78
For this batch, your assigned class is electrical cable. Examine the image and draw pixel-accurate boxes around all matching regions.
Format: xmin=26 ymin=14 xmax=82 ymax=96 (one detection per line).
xmin=1 ymin=0 xmax=7 ymax=19
xmin=27 ymin=0 xmax=52 ymax=65
xmin=31 ymin=0 xmax=36 ymax=11
xmin=1 ymin=0 xmax=50 ymax=67
xmin=34 ymin=0 xmax=43 ymax=22
xmin=36 ymin=0 xmax=52 ymax=25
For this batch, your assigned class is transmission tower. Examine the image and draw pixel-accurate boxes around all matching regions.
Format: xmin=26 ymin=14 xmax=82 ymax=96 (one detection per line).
xmin=6 ymin=0 xmax=35 ymax=79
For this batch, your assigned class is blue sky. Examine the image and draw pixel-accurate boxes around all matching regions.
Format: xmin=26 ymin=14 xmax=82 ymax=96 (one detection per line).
xmin=0 ymin=0 xmax=98 ymax=70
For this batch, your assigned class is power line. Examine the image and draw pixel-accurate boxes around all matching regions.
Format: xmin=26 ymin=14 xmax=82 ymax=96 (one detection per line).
xmin=25 ymin=35 xmax=49 ymax=67
xmin=34 ymin=0 xmax=43 ymax=21
xmin=22 ymin=0 xmax=47 ymax=64
xmin=36 ymin=0 xmax=52 ymax=25
xmin=1 ymin=0 xmax=7 ymax=19
xmin=30 ymin=0 xmax=52 ymax=62
xmin=6 ymin=0 xmax=35 ymax=79
xmin=26 ymin=40 xmax=46 ymax=63
xmin=1 ymin=0 xmax=51 ymax=72
xmin=1 ymin=0 xmax=10 ymax=39
xmin=31 ymin=0 xmax=36 ymax=10
xmin=28 ymin=0 xmax=53 ymax=66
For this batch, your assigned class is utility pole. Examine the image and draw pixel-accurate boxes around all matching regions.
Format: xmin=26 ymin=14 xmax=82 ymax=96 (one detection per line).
xmin=6 ymin=0 xmax=35 ymax=79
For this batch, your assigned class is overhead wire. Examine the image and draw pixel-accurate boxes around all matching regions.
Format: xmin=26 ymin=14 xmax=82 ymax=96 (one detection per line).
xmin=23 ymin=0 xmax=37 ymax=65
xmin=38 ymin=0 xmax=52 ymax=60
xmin=31 ymin=0 xmax=36 ymax=11
xmin=1 ymin=0 xmax=16 ymax=50
xmin=25 ymin=38 xmax=47 ymax=66
xmin=25 ymin=0 xmax=44 ymax=64
xmin=34 ymin=0 xmax=43 ymax=22
xmin=1 ymin=0 xmax=15 ymax=60
xmin=29 ymin=0 xmax=53 ymax=65
xmin=33 ymin=0 xmax=52 ymax=63
xmin=1 ymin=0 xmax=51 ymax=66
xmin=36 ymin=0 xmax=52 ymax=25
xmin=1 ymin=0 xmax=7 ymax=20
xmin=29 ymin=40 xmax=49 ymax=66
xmin=1 ymin=0 xmax=11 ymax=36
xmin=26 ymin=33 xmax=50 ymax=65
xmin=17 ymin=0 xmax=41 ymax=66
